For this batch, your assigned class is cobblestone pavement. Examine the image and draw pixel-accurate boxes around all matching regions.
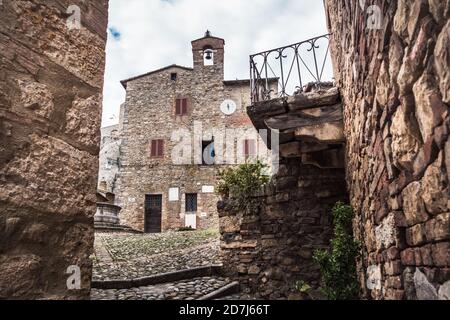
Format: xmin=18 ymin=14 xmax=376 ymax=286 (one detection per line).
xmin=91 ymin=276 xmax=231 ymax=300
xmin=92 ymin=229 xmax=221 ymax=281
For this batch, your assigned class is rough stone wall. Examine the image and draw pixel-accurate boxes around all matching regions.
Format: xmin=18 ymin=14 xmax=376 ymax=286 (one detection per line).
xmin=325 ymin=0 xmax=450 ymax=299
xmin=116 ymin=37 xmax=271 ymax=233
xmin=98 ymin=125 xmax=121 ymax=193
xmin=219 ymin=159 xmax=348 ymax=299
xmin=0 ymin=0 xmax=108 ymax=299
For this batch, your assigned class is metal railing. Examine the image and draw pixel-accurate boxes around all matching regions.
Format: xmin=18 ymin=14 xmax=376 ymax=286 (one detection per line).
xmin=250 ymin=34 xmax=333 ymax=103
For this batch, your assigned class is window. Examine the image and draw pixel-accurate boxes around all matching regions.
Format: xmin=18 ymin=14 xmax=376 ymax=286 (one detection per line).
xmin=171 ymin=73 xmax=178 ymax=81
xmin=202 ymin=140 xmax=215 ymax=165
xmin=186 ymin=193 xmax=198 ymax=213
xmin=150 ymin=139 xmax=164 ymax=157
xmin=175 ymin=98 xmax=188 ymax=116
xmin=244 ymin=139 xmax=257 ymax=159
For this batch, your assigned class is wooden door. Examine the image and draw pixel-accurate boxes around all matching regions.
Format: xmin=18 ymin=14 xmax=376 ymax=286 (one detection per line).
xmin=145 ymin=194 xmax=162 ymax=233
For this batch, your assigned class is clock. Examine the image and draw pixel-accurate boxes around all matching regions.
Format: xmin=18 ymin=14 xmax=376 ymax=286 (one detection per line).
xmin=220 ymin=99 xmax=237 ymax=115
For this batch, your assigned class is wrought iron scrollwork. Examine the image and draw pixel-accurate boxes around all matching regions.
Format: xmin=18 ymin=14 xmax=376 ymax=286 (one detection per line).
xmin=250 ymin=34 xmax=333 ymax=103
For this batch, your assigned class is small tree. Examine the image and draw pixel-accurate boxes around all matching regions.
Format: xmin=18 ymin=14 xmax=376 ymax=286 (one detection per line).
xmin=216 ymin=161 xmax=269 ymax=207
xmin=313 ymin=202 xmax=360 ymax=300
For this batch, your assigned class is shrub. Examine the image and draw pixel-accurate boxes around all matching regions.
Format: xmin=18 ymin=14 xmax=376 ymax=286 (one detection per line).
xmin=313 ymin=202 xmax=360 ymax=300
xmin=216 ymin=161 xmax=269 ymax=207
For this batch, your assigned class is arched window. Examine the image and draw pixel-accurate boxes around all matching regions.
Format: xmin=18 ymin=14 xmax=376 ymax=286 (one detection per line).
xmin=203 ymin=46 xmax=214 ymax=66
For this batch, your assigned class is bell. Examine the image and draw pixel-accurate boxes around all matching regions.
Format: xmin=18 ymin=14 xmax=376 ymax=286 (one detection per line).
xmin=205 ymin=51 xmax=213 ymax=60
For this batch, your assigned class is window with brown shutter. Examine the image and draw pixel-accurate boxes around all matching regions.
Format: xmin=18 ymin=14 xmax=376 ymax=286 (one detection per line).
xmin=150 ymin=139 xmax=164 ymax=157
xmin=175 ymin=98 xmax=188 ymax=116
xmin=244 ymin=139 xmax=257 ymax=158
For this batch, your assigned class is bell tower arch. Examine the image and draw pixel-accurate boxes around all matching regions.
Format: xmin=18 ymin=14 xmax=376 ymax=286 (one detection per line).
xmin=191 ymin=30 xmax=225 ymax=78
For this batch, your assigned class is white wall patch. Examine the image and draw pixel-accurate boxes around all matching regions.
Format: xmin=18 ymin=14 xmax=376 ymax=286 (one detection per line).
xmin=169 ymin=187 xmax=180 ymax=201
xmin=202 ymin=185 xmax=215 ymax=193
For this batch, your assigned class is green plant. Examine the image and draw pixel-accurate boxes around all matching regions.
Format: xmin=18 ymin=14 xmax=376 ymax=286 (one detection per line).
xmin=294 ymin=280 xmax=312 ymax=293
xmin=313 ymin=202 xmax=360 ymax=300
xmin=216 ymin=161 xmax=269 ymax=206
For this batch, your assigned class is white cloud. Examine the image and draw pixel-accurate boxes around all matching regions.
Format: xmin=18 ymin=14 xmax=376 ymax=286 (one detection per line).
xmin=102 ymin=0 xmax=329 ymax=127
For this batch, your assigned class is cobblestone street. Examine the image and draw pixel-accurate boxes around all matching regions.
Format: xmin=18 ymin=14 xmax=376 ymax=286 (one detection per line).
xmin=91 ymin=276 xmax=231 ymax=300
xmin=91 ymin=229 xmax=230 ymax=300
xmin=92 ymin=229 xmax=221 ymax=281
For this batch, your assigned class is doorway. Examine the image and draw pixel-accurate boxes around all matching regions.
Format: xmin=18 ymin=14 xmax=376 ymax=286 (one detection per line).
xmin=145 ymin=194 xmax=162 ymax=233
xmin=185 ymin=193 xmax=198 ymax=229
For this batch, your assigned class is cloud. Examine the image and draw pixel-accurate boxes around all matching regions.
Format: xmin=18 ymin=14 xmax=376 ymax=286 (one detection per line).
xmin=102 ymin=0 xmax=329 ymax=127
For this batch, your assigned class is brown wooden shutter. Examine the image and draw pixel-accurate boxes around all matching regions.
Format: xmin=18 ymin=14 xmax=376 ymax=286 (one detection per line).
xmin=157 ymin=140 xmax=164 ymax=157
xmin=151 ymin=140 xmax=157 ymax=157
xmin=244 ymin=139 xmax=256 ymax=157
xmin=175 ymin=99 xmax=181 ymax=115
xmin=182 ymin=98 xmax=188 ymax=115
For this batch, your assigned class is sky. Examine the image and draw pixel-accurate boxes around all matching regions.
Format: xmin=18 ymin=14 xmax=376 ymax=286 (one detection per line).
xmin=102 ymin=0 xmax=329 ymax=127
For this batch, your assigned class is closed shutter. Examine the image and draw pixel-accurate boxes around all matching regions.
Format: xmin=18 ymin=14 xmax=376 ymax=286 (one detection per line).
xmin=175 ymin=99 xmax=181 ymax=115
xmin=244 ymin=139 xmax=256 ymax=157
xmin=150 ymin=140 xmax=164 ymax=157
xmin=182 ymin=98 xmax=188 ymax=115
xmin=157 ymin=140 xmax=164 ymax=156
xmin=176 ymin=98 xmax=188 ymax=116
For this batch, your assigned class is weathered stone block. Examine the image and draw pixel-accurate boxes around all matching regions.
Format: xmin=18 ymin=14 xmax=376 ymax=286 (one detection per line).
xmin=434 ymin=20 xmax=450 ymax=103
xmin=391 ymin=104 xmax=421 ymax=170
xmin=406 ymin=223 xmax=426 ymax=247
xmin=425 ymin=213 xmax=450 ymax=242
xmin=414 ymin=268 xmax=438 ymax=300
xmin=421 ymin=154 xmax=448 ymax=215
xmin=401 ymin=248 xmax=416 ymax=266
xmin=375 ymin=213 xmax=397 ymax=250
xmin=402 ymin=182 xmax=429 ymax=226
xmin=431 ymin=242 xmax=450 ymax=267
xmin=413 ymin=73 xmax=447 ymax=140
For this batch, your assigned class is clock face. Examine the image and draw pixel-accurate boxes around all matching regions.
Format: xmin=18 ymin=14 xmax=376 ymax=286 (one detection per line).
xmin=220 ymin=99 xmax=237 ymax=115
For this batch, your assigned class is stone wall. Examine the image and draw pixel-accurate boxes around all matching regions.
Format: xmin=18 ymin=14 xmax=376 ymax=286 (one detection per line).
xmin=0 ymin=0 xmax=108 ymax=299
xmin=219 ymin=159 xmax=348 ymax=299
xmin=325 ymin=0 xmax=450 ymax=299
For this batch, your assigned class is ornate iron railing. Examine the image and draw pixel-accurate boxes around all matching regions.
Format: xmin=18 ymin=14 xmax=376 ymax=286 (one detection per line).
xmin=250 ymin=34 xmax=333 ymax=103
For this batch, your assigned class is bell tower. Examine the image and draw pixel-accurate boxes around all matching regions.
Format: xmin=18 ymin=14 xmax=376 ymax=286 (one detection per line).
xmin=191 ymin=30 xmax=225 ymax=78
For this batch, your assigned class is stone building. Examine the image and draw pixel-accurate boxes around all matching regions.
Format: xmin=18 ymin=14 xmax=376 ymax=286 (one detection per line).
xmin=98 ymin=124 xmax=121 ymax=193
xmin=116 ymin=32 xmax=276 ymax=233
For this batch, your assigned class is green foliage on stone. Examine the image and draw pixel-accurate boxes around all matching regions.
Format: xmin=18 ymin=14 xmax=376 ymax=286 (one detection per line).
xmin=313 ymin=202 xmax=360 ymax=300
xmin=216 ymin=161 xmax=269 ymax=207
xmin=294 ymin=280 xmax=312 ymax=293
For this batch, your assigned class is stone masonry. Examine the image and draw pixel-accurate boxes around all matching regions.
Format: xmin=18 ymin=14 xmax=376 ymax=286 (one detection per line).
xmin=219 ymin=160 xmax=347 ymax=299
xmin=325 ymin=0 xmax=450 ymax=299
xmin=116 ymin=33 xmax=275 ymax=233
xmin=219 ymin=86 xmax=348 ymax=299
xmin=0 ymin=0 xmax=108 ymax=299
